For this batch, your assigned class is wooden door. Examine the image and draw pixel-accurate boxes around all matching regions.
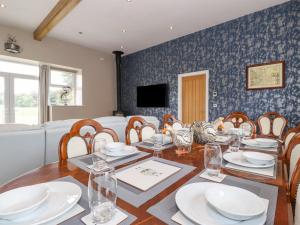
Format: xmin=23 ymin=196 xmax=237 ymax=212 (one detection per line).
xmin=182 ymin=74 xmax=206 ymax=124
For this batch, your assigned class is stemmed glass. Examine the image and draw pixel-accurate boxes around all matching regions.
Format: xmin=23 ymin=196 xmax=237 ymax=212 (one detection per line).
xmin=88 ymin=162 xmax=117 ymax=224
xmin=204 ymin=143 xmax=222 ymax=177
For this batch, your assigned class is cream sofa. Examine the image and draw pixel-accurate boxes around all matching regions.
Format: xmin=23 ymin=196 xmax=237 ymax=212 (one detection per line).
xmin=0 ymin=125 xmax=45 ymax=185
xmin=0 ymin=116 xmax=160 ymax=185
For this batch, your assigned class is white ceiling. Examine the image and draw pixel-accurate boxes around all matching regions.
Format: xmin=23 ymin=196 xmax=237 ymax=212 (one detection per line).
xmin=0 ymin=0 xmax=289 ymax=55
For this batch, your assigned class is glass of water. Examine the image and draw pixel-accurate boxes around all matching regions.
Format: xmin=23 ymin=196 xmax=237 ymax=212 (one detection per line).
xmin=92 ymin=138 xmax=107 ymax=164
xmin=229 ymin=134 xmax=240 ymax=152
xmin=88 ymin=163 xmax=117 ymax=224
xmin=152 ymin=132 xmax=163 ymax=157
xmin=204 ymin=143 xmax=222 ymax=177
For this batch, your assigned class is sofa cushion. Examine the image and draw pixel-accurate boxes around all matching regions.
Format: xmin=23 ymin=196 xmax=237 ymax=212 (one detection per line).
xmin=43 ymin=119 xmax=80 ymax=129
xmin=94 ymin=116 xmax=126 ymax=124
xmin=0 ymin=124 xmax=42 ymax=133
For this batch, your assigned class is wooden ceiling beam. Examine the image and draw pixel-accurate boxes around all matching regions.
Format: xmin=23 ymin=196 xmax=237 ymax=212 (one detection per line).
xmin=33 ymin=0 xmax=81 ymax=41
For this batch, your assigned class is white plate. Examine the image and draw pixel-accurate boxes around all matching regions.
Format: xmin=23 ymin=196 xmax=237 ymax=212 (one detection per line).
xmin=175 ymin=182 xmax=267 ymax=225
xmin=0 ymin=182 xmax=82 ymax=225
xmin=223 ymin=152 xmax=275 ymax=168
xmin=243 ymin=152 xmax=274 ymax=165
xmin=205 ymin=185 xmax=265 ymax=220
xmin=0 ymin=185 xmax=49 ymax=220
xmin=255 ymin=138 xmax=277 ymax=146
xmin=241 ymin=139 xmax=277 ymax=148
xmin=105 ymin=146 xmax=138 ymax=157
xmin=105 ymin=142 xmax=125 ymax=152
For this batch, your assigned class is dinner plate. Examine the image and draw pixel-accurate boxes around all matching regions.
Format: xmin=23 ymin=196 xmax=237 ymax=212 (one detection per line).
xmin=0 ymin=182 xmax=82 ymax=225
xmin=175 ymin=182 xmax=267 ymax=225
xmin=105 ymin=142 xmax=125 ymax=152
xmin=205 ymin=185 xmax=265 ymax=220
xmin=223 ymin=152 xmax=275 ymax=168
xmin=0 ymin=185 xmax=49 ymax=220
xmin=243 ymin=152 xmax=274 ymax=165
xmin=105 ymin=146 xmax=138 ymax=157
xmin=255 ymin=138 xmax=278 ymax=146
xmin=241 ymin=139 xmax=277 ymax=148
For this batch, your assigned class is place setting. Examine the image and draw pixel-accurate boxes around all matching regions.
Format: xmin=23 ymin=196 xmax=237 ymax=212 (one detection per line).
xmin=221 ymin=136 xmax=277 ymax=178
xmin=69 ymin=138 xmax=151 ymax=172
xmin=0 ymin=165 xmax=137 ymax=225
xmin=147 ymin=143 xmax=278 ymax=225
xmin=0 ymin=181 xmax=83 ymax=225
xmin=240 ymin=138 xmax=279 ymax=153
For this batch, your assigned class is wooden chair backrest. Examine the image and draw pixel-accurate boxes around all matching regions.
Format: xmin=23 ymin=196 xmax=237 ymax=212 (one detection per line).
xmin=257 ymin=112 xmax=287 ymax=139
xmin=125 ymin=116 xmax=157 ymax=145
xmin=90 ymin=128 xmax=119 ymax=151
xmin=224 ymin=111 xmax=250 ymax=128
xmin=285 ymin=133 xmax=300 ymax=177
xmin=282 ymin=125 xmax=300 ymax=159
xmin=59 ymin=119 xmax=119 ymax=161
xmin=163 ymin=114 xmax=183 ymax=126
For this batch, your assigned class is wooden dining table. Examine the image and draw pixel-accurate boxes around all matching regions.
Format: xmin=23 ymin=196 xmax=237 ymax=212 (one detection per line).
xmin=0 ymin=143 xmax=290 ymax=225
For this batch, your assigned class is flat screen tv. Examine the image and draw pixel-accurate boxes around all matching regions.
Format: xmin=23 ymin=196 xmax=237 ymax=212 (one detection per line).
xmin=137 ymin=84 xmax=168 ymax=107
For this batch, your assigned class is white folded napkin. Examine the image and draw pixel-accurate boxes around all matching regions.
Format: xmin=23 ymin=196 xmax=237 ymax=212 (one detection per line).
xmin=81 ymin=208 xmax=128 ymax=225
xmin=199 ymin=170 xmax=227 ymax=183
xmin=172 ymin=198 xmax=269 ymax=225
xmin=44 ymin=204 xmax=85 ymax=225
xmin=225 ymin=163 xmax=275 ymax=177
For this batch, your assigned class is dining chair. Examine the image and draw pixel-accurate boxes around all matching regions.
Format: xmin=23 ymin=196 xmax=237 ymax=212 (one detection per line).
xmin=284 ymin=133 xmax=300 ymax=178
xmin=90 ymin=128 xmax=119 ymax=149
xmin=257 ymin=112 xmax=287 ymax=139
xmin=223 ymin=112 xmax=256 ymax=136
xmin=294 ymin=185 xmax=300 ymax=225
xmin=282 ymin=125 xmax=300 ymax=160
xmin=58 ymin=119 xmax=119 ymax=161
xmin=125 ymin=116 xmax=157 ymax=145
xmin=163 ymin=114 xmax=183 ymax=130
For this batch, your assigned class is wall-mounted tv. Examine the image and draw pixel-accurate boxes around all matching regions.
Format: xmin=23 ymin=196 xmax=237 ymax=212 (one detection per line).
xmin=137 ymin=84 xmax=168 ymax=107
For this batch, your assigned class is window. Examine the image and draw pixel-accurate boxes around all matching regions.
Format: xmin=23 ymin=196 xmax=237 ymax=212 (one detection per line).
xmin=0 ymin=60 xmax=39 ymax=124
xmin=49 ymin=68 xmax=82 ymax=106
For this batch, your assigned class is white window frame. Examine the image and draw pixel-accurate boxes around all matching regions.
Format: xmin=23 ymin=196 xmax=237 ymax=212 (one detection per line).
xmin=0 ymin=72 xmax=39 ymax=123
xmin=48 ymin=66 xmax=80 ymax=106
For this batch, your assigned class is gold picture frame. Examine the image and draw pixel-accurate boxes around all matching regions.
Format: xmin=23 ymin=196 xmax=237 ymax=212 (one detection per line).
xmin=246 ymin=61 xmax=285 ymax=90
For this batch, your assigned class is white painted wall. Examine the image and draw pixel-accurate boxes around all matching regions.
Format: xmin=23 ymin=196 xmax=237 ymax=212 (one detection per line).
xmin=0 ymin=24 xmax=116 ymax=120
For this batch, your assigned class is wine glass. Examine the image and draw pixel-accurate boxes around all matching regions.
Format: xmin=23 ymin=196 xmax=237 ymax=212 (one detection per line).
xmin=88 ymin=163 xmax=117 ymax=224
xmin=204 ymin=143 xmax=222 ymax=177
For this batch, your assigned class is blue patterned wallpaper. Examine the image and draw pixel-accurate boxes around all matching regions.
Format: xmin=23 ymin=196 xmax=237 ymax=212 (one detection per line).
xmin=121 ymin=1 xmax=300 ymax=127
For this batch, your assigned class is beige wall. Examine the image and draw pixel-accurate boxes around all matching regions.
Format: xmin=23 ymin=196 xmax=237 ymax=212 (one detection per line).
xmin=0 ymin=24 xmax=116 ymax=121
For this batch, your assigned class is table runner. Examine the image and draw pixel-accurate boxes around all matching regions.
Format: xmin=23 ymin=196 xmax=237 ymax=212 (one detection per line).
xmin=147 ymin=173 xmax=278 ymax=225
xmin=114 ymin=157 xmax=196 ymax=207
xmin=69 ymin=151 xmax=150 ymax=173
xmin=55 ymin=176 xmax=137 ymax=225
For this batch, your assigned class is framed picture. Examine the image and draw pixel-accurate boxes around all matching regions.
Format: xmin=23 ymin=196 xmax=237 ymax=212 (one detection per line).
xmin=246 ymin=61 xmax=285 ymax=90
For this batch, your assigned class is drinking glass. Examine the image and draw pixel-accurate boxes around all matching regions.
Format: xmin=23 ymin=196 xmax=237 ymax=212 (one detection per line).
xmin=152 ymin=132 xmax=163 ymax=157
xmin=229 ymin=134 xmax=240 ymax=152
xmin=88 ymin=162 xmax=117 ymax=224
xmin=92 ymin=138 xmax=107 ymax=164
xmin=204 ymin=143 xmax=222 ymax=177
